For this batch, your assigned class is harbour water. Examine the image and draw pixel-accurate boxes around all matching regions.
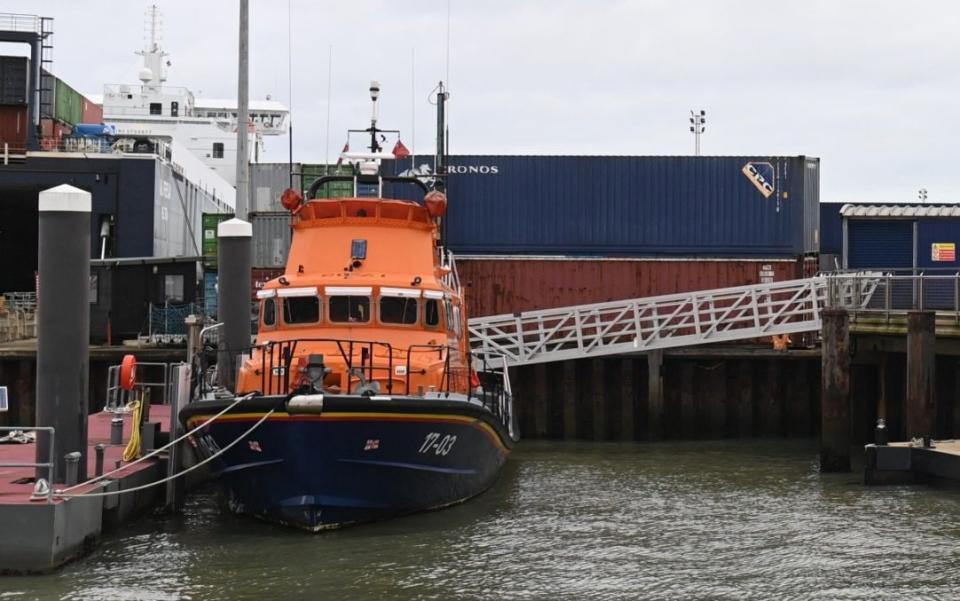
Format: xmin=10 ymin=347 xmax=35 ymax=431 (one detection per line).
xmin=9 ymin=440 xmax=960 ymax=600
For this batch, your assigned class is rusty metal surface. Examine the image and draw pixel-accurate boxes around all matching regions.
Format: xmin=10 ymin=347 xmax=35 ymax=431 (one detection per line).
xmin=459 ymin=257 xmax=811 ymax=318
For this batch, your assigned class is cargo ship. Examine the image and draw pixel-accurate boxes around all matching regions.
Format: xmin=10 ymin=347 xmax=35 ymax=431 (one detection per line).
xmin=180 ymin=82 xmax=518 ymax=530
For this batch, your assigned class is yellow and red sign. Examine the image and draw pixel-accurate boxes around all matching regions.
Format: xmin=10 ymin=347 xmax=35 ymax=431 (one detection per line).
xmin=932 ymin=243 xmax=956 ymax=262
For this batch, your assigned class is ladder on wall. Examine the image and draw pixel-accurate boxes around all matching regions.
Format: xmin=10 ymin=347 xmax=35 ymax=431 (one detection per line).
xmin=38 ymin=17 xmax=54 ymax=120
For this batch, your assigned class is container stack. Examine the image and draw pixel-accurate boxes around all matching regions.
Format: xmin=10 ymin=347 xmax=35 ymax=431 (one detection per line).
xmin=384 ymin=155 xmax=821 ymax=317
xmin=0 ymin=56 xmax=102 ymax=152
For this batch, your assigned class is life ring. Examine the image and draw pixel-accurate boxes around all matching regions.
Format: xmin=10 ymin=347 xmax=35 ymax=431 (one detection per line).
xmin=120 ymin=354 xmax=137 ymax=391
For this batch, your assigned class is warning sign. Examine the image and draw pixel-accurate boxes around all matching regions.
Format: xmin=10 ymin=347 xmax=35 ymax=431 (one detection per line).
xmin=932 ymin=243 xmax=956 ymax=262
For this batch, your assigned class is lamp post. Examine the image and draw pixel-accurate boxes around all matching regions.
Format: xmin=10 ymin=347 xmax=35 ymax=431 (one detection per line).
xmin=689 ymin=109 xmax=706 ymax=156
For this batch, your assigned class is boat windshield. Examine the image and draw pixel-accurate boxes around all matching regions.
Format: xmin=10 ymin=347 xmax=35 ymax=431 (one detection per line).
xmin=284 ymin=297 xmax=321 ymax=324
xmin=380 ymin=297 xmax=418 ymax=325
xmin=330 ymin=296 xmax=370 ymax=323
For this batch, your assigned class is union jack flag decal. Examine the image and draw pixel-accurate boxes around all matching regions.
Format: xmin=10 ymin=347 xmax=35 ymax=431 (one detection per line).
xmin=364 ymin=439 xmax=380 ymax=451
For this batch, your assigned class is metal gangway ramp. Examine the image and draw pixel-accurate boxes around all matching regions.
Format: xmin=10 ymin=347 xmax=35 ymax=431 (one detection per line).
xmin=469 ymin=276 xmax=875 ymax=367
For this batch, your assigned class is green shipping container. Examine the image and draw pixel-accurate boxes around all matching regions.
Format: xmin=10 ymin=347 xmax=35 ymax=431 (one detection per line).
xmin=54 ymin=78 xmax=83 ymax=125
xmin=302 ymin=164 xmax=353 ymax=199
xmin=202 ymin=213 xmax=232 ymax=268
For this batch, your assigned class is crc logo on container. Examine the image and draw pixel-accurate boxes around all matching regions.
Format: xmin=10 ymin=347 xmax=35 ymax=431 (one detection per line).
xmin=741 ymin=162 xmax=775 ymax=199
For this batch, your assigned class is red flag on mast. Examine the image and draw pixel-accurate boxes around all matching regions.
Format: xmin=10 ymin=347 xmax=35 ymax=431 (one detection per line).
xmin=335 ymin=142 xmax=349 ymax=167
xmin=392 ymin=140 xmax=410 ymax=159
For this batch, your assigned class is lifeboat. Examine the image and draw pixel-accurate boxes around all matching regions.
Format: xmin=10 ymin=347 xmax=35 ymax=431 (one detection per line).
xmin=179 ymin=83 xmax=517 ymax=531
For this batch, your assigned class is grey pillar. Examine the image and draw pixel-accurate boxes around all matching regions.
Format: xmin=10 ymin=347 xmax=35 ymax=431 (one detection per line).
xmin=820 ymin=308 xmax=851 ymax=472
xmin=906 ymin=311 xmax=936 ymax=440
xmin=234 ymin=0 xmax=250 ymax=219
xmin=217 ymin=218 xmax=252 ymax=390
xmin=647 ymin=350 xmax=664 ymax=440
xmin=36 ymin=184 xmax=91 ymax=483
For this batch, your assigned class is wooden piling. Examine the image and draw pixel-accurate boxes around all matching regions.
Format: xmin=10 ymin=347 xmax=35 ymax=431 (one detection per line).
xmin=906 ymin=311 xmax=936 ymax=440
xmin=821 ymin=308 xmax=851 ymax=472
xmin=735 ymin=361 xmax=754 ymax=437
xmin=706 ymin=362 xmax=727 ymax=439
xmin=620 ymin=358 xmax=635 ymax=441
xmin=759 ymin=359 xmax=783 ymax=437
xmin=647 ymin=350 xmax=664 ymax=440
xmin=592 ymin=359 xmax=606 ymax=440
xmin=562 ymin=360 xmax=578 ymax=439
xmin=679 ymin=361 xmax=696 ymax=439
xmin=532 ymin=363 xmax=549 ymax=438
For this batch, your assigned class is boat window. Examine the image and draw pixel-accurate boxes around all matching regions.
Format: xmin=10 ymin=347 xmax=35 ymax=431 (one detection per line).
xmin=425 ymin=299 xmax=441 ymax=327
xmin=329 ymin=296 xmax=370 ymax=323
xmin=283 ymin=296 xmax=320 ymax=324
xmin=212 ymin=142 xmax=224 ymax=159
xmin=262 ymin=298 xmax=276 ymax=327
xmin=149 ymin=102 xmax=162 ymax=115
xmin=380 ymin=297 xmax=418 ymax=325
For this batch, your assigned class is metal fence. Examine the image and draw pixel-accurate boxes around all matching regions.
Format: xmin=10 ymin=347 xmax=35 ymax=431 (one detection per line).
xmin=826 ymin=272 xmax=960 ymax=316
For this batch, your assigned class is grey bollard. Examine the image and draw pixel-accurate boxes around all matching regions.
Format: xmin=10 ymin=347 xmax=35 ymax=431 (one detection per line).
xmin=216 ymin=218 xmax=252 ymax=391
xmin=110 ymin=417 xmax=123 ymax=445
xmin=64 ymin=452 xmax=81 ymax=486
xmin=95 ymin=443 xmax=105 ymax=477
xmin=36 ymin=185 xmax=91 ymax=484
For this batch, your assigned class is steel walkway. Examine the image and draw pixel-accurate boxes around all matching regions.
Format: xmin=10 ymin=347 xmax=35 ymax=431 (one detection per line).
xmin=468 ymin=276 xmax=877 ymax=367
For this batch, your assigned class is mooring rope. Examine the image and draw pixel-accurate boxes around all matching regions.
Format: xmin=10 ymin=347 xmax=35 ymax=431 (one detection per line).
xmin=57 ymin=392 xmax=259 ymax=494
xmin=55 ymin=409 xmax=275 ymax=499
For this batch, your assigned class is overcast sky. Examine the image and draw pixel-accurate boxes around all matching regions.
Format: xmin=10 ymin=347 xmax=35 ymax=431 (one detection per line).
xmin=4 ymin=1 xmax=959 ymax=203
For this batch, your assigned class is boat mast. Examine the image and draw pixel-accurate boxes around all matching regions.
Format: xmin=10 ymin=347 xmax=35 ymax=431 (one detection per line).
xmin=368 ymin=80 xmax=382 ymax=153
xmin=435 ymin=81 xmax=448 ymax=191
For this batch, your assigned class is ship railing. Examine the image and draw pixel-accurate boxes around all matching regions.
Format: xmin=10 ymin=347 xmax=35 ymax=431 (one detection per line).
xmin=218 ymin=337 xmax=470 ymax=398
xmin=438 ymin=247 xmax=462 ymax=294
xmin=0 ymin=13 xmax=42 ymax=33
xmin=105 ymin=362 xmax=173 ymax=413
xmin=403 ymin=344 xmax=463 ymax=394
xmin=239 ymin=338 xmax=395 ymax=397
xmin=470 ymin=350 xmax=514 ymax=429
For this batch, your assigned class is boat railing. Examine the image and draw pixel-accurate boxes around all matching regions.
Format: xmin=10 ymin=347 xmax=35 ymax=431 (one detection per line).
xmin=256 ymin=338 xmax=395 ymax=396
xmin=403 ymin=343 xmax=460 ymax=394
xmin=216 ymin=336 xmax=470 ymax=398
xmin=306 ymin=174 xmax=430 ymax=200
xmin=470 ymin=350 xmax=514 ymax=428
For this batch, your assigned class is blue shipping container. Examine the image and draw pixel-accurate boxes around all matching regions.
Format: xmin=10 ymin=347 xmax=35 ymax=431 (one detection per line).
xmin=382 ymin=155 xmax=819 ymax=257
xmin=819 ymin=202 xmax=845 ymax=255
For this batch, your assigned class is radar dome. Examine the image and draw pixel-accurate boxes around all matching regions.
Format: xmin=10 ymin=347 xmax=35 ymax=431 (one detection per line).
xmin=138 ymin=68 xmax=153 ymax=82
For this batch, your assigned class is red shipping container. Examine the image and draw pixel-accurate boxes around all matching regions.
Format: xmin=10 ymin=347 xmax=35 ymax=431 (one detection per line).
xmin=81 ymin=98 xmax=103 ymax=123
xmin=457 ymin=257 xmax=811 ymax=318
xmin=0 ymin=105 xmax=27 ymax=151
xmin=251 ymin=267 xmax=284 ymax=302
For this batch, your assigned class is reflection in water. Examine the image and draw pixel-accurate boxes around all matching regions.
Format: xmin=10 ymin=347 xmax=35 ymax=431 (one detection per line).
xmin=9 ymin=440 xmax=960 ymax=600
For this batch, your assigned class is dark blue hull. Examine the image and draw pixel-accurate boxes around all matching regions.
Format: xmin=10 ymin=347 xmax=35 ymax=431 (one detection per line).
xmin=182 ymin=395 xmax=514 ymax=530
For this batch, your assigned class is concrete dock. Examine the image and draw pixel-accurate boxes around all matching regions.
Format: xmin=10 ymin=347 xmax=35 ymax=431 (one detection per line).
xmin=865 ymin=440 xmax=960 ymax=485
xmin=0 ymin=405 xmax=171 ymax=573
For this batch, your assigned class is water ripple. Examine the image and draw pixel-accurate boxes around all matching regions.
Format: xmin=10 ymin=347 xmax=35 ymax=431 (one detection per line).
xmin=9 ymin=440 xmax=960 ymax=600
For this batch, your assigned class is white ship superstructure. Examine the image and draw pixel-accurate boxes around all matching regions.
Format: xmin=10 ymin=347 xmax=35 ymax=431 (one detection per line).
xmin=98 ymin=5 xmax=288 ymax=188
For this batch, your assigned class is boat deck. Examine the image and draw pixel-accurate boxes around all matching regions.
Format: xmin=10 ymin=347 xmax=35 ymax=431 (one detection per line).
xmin=0 ymin=406 xmax=172 ymax=573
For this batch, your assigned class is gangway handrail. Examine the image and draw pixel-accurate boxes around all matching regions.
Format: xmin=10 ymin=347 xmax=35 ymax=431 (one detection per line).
xmin=468 ymin=276 xmax=836 ymax=367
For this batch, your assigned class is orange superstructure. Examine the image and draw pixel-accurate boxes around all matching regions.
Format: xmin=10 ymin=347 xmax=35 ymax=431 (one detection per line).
xmin=235 ymin=194 xmax=470 ymax=398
